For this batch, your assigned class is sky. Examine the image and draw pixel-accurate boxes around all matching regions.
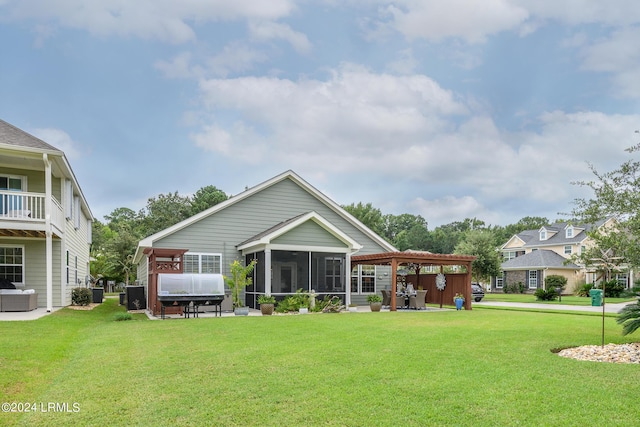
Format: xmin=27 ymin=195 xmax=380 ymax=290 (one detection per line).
xmin=1 ymin=1 xmax=640 ymax=228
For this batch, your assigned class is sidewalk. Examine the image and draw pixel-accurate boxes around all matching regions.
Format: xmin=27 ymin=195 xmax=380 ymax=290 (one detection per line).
xmin=473 ymin=300 xmax=635 ymax=314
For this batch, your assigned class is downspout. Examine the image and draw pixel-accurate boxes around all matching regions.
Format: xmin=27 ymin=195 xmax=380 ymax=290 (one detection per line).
xmin=43 ymin=154 xmax=53 ymax=312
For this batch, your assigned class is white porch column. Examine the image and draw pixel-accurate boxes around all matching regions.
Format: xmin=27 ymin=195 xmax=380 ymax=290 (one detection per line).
xmin=345 ymin=252 xmax=351 ymax=306
xmin=264 ymin=248 xmax=272 ymax=295
xmin=43 ymin=154 xmax=53 ymax=312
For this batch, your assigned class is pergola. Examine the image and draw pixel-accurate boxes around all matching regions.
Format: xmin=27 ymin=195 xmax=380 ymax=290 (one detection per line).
xmin=351 ymin=251 xmax=476 ymax=311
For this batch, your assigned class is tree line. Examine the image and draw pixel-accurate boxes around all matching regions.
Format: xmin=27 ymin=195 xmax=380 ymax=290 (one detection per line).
xmin=91 ymin=181 xmax=552 ymax=286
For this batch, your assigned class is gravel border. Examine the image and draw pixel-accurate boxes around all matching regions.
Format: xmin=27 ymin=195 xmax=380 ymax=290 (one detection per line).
xmin=557 ymin=343 xmax=640 ymax=364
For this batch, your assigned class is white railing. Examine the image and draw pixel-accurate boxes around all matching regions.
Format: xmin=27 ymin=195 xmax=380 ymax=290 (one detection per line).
xmin=0 ymin=191 xmax=64 ymax=230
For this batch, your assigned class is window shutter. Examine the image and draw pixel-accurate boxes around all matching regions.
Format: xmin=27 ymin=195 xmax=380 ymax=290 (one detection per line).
xmin=65 ymin=180 xmax=73 ymax=219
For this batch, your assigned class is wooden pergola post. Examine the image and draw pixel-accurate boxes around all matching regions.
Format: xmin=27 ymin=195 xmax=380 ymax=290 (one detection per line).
xmin=391 ymin=258 xmax=398 ymax=312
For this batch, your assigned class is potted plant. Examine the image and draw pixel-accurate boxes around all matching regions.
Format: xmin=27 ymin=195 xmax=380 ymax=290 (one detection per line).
xmin=224 ymin=259 xmax=257 ymax=316
xmin=453 ymin=293 xmax=465 ymax=310
xmin=367 ymin=294 xmax=383 ymax=312
xmin=258 ymin=294 xmax=275 ymax=315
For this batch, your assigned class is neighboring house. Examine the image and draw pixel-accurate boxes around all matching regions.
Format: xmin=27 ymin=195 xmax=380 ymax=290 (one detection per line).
xmin=493 ymin=218 xmax=628 ymax=293
xmin=0 ymin=119 xmax=93 ymax=311
xmin=133 ymin=170 xmax=397 ymax=315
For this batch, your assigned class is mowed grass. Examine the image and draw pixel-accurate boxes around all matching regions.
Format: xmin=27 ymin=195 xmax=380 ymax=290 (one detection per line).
xmin=1 ymin=299 xmax=639 ymax=426
xmin=482 ymin=292 xmax=635 ymax=306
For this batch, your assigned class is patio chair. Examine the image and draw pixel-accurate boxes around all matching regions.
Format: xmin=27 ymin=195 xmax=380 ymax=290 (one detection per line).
xmin=396 ymin=294 xmax=407 ymax=309
xmin=381 ymin=289 xmax=391 ymax=308
xmin=409 ymin=290 xmax=427 ymax=310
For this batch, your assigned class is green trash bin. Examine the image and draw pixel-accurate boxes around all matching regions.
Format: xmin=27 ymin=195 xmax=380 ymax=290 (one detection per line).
xmin=589 ymin=289 xmax=603 ymax=307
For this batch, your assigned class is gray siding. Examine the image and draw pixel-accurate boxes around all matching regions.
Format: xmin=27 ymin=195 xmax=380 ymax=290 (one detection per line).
xmin=154 ymin=178 xmax=391 ymax=275
xmin=4 ymin=239 xmax=62 ymax=307
xmin=272 ymin=220 xmax=347 ymax=248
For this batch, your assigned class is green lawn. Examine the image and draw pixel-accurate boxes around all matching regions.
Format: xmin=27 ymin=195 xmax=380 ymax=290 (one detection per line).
xmin=1 ymin=299 xmax=639 ymax=426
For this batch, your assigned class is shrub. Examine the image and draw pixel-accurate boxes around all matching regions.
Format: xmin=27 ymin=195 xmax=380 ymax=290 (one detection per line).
xmin=545 ymin=275 xmax=567 ymax=290
xmin=114 ymin=312 xmax=132 ymax=321
xmin=275 ymin=289 xmax=310 ymax=313
xmin=503 ymin=282 xmax=526 ymax=294
xmin=602 ymin=279 xmax=625 ymax=298
xmin=71 ymin=287 xmax=92 ymax=306
xmin=576 ymin=282 xmax=593 ymax=297
xmin=534 ymin=287 xmax=558 ymax=301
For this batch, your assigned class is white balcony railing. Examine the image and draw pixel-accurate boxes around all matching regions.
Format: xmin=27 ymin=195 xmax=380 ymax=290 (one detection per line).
xmin=0 ymin=191 xmax=64 ymax=231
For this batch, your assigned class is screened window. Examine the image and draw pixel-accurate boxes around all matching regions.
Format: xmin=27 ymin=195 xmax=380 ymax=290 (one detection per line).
xmin=564 ymin=245 xmax=572 ymax=255
xmin=528 ymin=270 xmax=538 ymax=289
xmin=184 ymin=253 xmax=222 ymax=274
xmin=0 ymin=246 xmax=24 ymax=286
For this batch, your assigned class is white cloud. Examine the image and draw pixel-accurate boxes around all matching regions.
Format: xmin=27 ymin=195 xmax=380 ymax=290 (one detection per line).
xmin=380 ymin=0 xmax=529 ymax=43
xmin=409 ymin=195 xmax=499 ymax=227
xmin=516 ymin=0 xmax=640 ymax=26
xmin=578 ymin=27 xmax=640 ymax=98
xmin=248 ymin=20 xmax=312 ymax=54
xmin=31 ymin=128 xmax=81 ymax=160
xmin=207 ymin=42 xmax=271 ymax=77
xmin=1 ymin=0 xmax=297 ymax=44
xmin=155 ymin=52 xmax=203 ymax=79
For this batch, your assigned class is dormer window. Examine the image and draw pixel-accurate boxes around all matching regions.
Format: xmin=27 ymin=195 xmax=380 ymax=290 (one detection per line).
xmin=540 ymin=229 xmax=547 ymax=241
xmin=566 ymin=226 xmax=573 ymax=238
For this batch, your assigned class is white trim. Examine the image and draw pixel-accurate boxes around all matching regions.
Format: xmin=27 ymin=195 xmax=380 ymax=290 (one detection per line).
xmin=0 ymin=244 xmax=26 ymax=287
xmin=237 ymin=211 xmax=362 ymax=252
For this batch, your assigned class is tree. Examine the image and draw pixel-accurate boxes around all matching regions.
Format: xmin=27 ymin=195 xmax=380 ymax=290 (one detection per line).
xmin=190 ymin=185 xmax=227 ymax=216
xmin=454 ymin=229 xmax=502 ymax=284
xmin=382 ymin=213 xmax=428 ymax=244
xmin=571 ymin=141 xmax=640 ymax=335
xmin=342 ymin=202 xmax=385 ymax=236
xmin=224 ymin=259 xmax=257 ymax=309
xmin=141 ymin=191 xmax=192 ymax=237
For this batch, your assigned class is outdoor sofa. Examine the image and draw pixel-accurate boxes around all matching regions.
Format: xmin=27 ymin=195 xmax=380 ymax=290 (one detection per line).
xmin=0 ymin=289 xmax=38 ymax=312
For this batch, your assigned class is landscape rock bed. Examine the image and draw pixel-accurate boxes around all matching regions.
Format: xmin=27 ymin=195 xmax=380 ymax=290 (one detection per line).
xmin=557 ymin=343 xmax=640 ymax=364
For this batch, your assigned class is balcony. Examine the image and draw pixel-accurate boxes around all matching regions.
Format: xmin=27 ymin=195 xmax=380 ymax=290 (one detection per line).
xmin=0 ymin=191 xmax=64 ymax=237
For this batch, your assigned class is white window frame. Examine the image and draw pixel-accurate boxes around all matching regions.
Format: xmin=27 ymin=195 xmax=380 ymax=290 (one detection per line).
xmin=566 ymin=227 xmax=573 ymax=238
xmin=495 ymin=274 xmax=503 ymax=289
xmin=0 ymin=244 xmax=25 ymax=287
xmin=539 ymin=230 xmax=547 ymax=241
xmin=564 ymin=245 xmax=572 ymax=255
xmin=528 ymin=270 xmax=538 ymax=289
xmin=616 ymin=273 xmax=628 ymax=288
xmin=503 ymin=251 xmax=517 ymax=261
xmin=350 ymin=264 xmax=377 ymax=294
xmin=183 ymin=252 xmax=222 ymax=274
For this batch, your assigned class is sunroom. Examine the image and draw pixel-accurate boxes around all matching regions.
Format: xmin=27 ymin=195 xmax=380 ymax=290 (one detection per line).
xmin=236 ymin=212 xmax=363 ymax=308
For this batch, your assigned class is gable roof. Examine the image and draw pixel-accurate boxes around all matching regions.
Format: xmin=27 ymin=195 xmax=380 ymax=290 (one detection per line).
xmin=501 ymin=218 xmax=610 ymax=250
xmin=501 ymin=249 xmax=580 ymax=270
xmin=0 ymin=119 xmax=61 ymax=153
xmin=237 ymin=211 xmax=362 ymax=252
xmin=135 ymin=170 xmax=395 ymax=261
xmin=0 ymin=119 xmax=93 ymax=220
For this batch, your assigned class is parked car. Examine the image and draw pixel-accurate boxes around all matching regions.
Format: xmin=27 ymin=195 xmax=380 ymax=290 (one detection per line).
xmin=472 ymin=283 xmax=485 ymax=302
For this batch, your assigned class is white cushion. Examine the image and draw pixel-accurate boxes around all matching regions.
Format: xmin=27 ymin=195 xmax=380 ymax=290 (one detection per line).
xmin=22 ymin=289 xmax=35 ymax=294
xmin=0 ymin=289 xmax=23 ymax=294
